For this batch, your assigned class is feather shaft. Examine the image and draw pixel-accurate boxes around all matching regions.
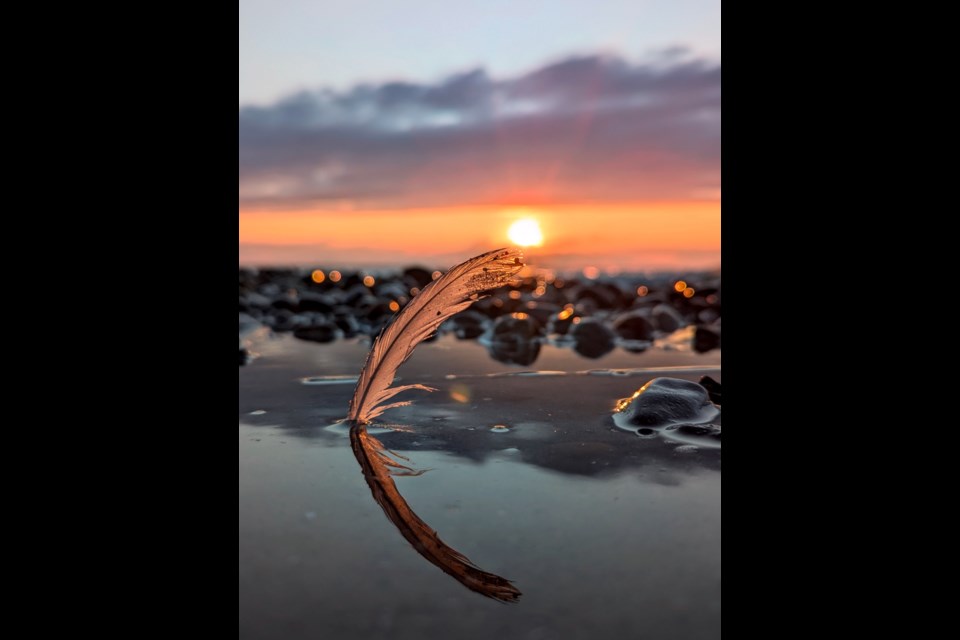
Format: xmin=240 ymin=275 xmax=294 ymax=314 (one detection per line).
xmin=347 ymin=248 xmax=523 ymax=424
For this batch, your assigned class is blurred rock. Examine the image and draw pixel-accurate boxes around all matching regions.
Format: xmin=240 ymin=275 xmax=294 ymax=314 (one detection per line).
xmin=298 ymin=292 xmax=335 ymax=313
xmin=652 ymin=304 xmax=685 ymax=333
xmin=571 ymin=319 xmax=615 ymax=359
xmin=547 ymin=309 xmax=582 ymax=336
xmin=693 ymin=325 xmax=721 ymax=353
xmin=375 ymin=282 xmax=408 ymax=302
xmin=521 ymin=302 xmax=561 ymax=327
xmin=491 ymin=313 xmax=543 ymax=340
xmin=612 ymin=311 xmax=655 ymax=341
xmin=698 ymin=376 xmax=722 ymax=405
xmin=293 ymin=324 xmax=338 ymax=343
xmin=487 ymin=337 xmax=541 ymax=366
xmin=450 ymin=310 xmax=488 ymax=340
xmin=271 ymin=294 xmax=299 ymax=313
xmin=245 ymin=292 xmax=272 ymax=310
xmin=697 ymin=308 xmax=720 ymax=324
xmin=402 ymin=267 xmax=434 ymax=289
xmin=333 ymin=314 xmax=360 ymax=338
xmin=268 ymin=309 xmax=296 ymax=332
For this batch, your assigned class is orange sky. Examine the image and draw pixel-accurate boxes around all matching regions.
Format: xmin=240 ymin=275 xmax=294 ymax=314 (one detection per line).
xmin=239 ymin=201 xmax=720 ymax=271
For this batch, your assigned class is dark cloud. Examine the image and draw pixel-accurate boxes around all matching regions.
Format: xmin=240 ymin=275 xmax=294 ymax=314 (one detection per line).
xmin=239 ymin=51 xmax=720 ymax=209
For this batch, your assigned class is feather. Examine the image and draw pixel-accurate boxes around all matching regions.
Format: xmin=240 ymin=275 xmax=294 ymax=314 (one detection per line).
xmin=347 ymin=247 xmax=524 ymax=424
xmin=350 ymin=423 xmax=522 ymax=602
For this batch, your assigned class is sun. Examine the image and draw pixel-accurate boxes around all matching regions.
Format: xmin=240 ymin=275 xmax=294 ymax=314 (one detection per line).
xmin=507 ymin=219 xmax=544 ymax=247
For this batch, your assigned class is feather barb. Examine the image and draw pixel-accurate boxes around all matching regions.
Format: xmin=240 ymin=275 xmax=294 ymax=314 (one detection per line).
xmin=347 ymin=248 xmax=524 ymax=424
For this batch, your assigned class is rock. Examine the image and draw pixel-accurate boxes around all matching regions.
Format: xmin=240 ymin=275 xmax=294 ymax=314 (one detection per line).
xmin=693 ymin=325 xmax=721 ymax=353
xmin=364 ymin=301 xmax=394 ymax=323
xmin=614 ymin=377 xmax=719 ymax=427
xmin=575 ymin=283 xmax=625 ymax=310
xmin=491 ymin=313 xmax=543 ymax=340
xmin=271 ymin=294 xmax=299 ymax=312
xmin=244 ymin=292 xmax=272 ymax=310
xmin=238 ymin=313 xmax=260 ymax=336
xmin=487 ymin=337 xmax=541 ymax=366
xmin=547 ymin=309 xmax=582 ymax=336
xmin=333 ymin=314 xmax=360 ymax=338
xmin=486 ymin=313 xmax=542 ymax=365
xmin=293 ymin=324 xmax=338 ymax=343
xmin=257 ymin=283 xmax=281 ymax=298
xmin=267 ymin=309 xmax=296 ymax=332
xmin=698 ymin=308 xmax=720 ymax=324
xmin=344 ymin=288 xmax=377 ymax=308
xmin=612 ymin=311 xmax=655 ymax=341
xmin=402 ymin=266 xmax=434 ymax=289
xmin=571 ymin=319 xmax=615 ymax=358
xmin=675 ymin=424 xmax=721 ymax=441
xmin=652 ymin=304 xmax=685 ymax=333
xmin=298 ymin=292 xmax=335 ymax=313
xmin=698 ymin=376 xmax=722 ymax=405
xmin=450 ymin=310 xmax=488 ymax=339
xmin=375 ymin=282 xmax=408 ymax=302
xmin=521 ymin=302 xmax=561 ymax=327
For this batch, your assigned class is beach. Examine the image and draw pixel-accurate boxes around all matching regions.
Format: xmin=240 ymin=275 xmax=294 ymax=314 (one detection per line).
xmin=239 ymin=269 xmax=720 ymax=639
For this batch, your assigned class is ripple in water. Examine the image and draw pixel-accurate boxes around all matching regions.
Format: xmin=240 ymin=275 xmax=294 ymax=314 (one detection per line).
xmin=301 ymin=375 xmax=360 ymax=385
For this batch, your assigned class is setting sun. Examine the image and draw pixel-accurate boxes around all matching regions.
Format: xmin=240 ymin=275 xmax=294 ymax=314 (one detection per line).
xmin=507 ymin=219 xmax=544 ymax=247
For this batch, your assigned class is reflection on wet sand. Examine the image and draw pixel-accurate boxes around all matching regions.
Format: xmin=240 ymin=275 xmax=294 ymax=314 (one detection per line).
xmin=349 ymin=423 xmax=522 ymax=603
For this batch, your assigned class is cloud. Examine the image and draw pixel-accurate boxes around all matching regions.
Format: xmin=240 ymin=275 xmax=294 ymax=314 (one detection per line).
xmin=239 ymin=50 xmax=720 ymax=210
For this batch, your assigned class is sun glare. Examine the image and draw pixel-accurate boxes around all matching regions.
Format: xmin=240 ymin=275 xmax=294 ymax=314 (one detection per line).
xmin=507 ymin=219 xmax=544 ymax=247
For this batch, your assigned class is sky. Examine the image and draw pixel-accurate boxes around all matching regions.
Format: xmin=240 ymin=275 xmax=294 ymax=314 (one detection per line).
xmin=239 ymin=0 xmax=721 ymax=271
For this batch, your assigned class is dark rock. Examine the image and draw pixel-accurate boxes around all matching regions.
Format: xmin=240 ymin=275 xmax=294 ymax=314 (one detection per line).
xmin=245 ymin=292 xmax=272 ymax=310
xmin=491 ymin=313 xmax=543 ymax=340
xmin=342 ymin=273 xmax=363 ymax=289
xmin=612 ymin=311 xmax=655 ymax=341
xmin=619 ymin=341 xmax=650 ymax=354
xmin=675 ymin=424 xmax=721 ymax=441
xmin=487 ymin=337 xmax=541 ymax=366
xmin=402 ymin=267 xmax=434 ymax=289
xmin=364 ymin=302 xmax=394 ymax=323
xmin=615 ymin=377 xmax=719 ymax=427
xmin=293 ymin=324 xmax=338 ymax=343
xmin=298 ymin=292 xmax=335 ymax=313
xmin=271 ymin=294 xmax=299 ymax=312
xmin=693 ymin=325 xmax=721 ymax=353
xmin=375 ymin=282 xmax=408 ymax=302
xmin=698 ymin=376 xmax=722 ymax=405
xmin=571 ymin=319 xmax=615 ymax=359
xmin=333 ymin=314 xmax=360 ymax=338
xmin=521 ymin=302 xmax=561 ymax=327
xmin=267 ymin=309 xmax=296 ymax=332
xmin=257 ymin=283 xmax=281 ymax=298
xmin=450 ymin=310 xmax=488 ymax=340
xmin=239 ymin=314 xmax=260 ymax=336
xmin=547 ymin=309 xmax=582 ymax=336
xmin=574 ymin=285 xmax=619 ymax=311
xmin=698 ymin=308 xmax=720 ymax=324
xmin=652 ymin=304 xmax=685 ymax=333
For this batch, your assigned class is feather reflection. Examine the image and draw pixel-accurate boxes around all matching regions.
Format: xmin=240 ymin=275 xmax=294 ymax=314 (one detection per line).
xmin=349 ymin=423 xmax=522 ymax=603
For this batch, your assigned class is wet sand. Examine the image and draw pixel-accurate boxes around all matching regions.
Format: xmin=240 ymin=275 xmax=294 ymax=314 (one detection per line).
xmin=239 ymin=334 xmax=720 ymax=639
